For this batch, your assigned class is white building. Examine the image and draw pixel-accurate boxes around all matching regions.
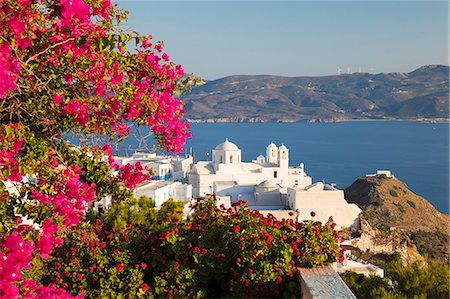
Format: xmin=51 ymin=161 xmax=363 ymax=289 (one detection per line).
xmin=171 ymin=155 xmax=194 ymax=182
xmin=366 ymin=169 xmax=395 ymax=178
xmin=134 ymin=181 xmax=192 ymax=207
xmin=188 ymin=139 xmax=361 ymax=230
xmin=287 ymin=182 xmax=361 ymax=229
xmin=188 ymin=139 xmax=312 ymax=199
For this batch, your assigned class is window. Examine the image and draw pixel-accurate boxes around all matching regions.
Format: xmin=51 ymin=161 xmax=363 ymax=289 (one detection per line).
xmin=274 ymin=171 xmax=277 ymax=178
xmin=282 ymin=151 xmax=286 ymax=159
xmin=230 ymin=155 xmax=233 ymax=163
xmin=220 ymin=156 xmax=223 ymax=163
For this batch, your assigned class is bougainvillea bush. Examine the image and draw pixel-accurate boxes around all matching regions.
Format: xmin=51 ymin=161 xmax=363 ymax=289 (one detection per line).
xmin=0 ymin=0 xmax=192 ymax=297
xmin=33 ymin=199 xmax=341 ymax=298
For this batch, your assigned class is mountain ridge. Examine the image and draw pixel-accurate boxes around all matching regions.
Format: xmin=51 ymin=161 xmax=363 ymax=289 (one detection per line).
xmin=181 ymin=65 xmax=449 ymax=122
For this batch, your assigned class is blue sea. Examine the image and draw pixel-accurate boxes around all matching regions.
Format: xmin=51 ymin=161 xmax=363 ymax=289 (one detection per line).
xmin=121 ymin=121 xmax=449 ymax=214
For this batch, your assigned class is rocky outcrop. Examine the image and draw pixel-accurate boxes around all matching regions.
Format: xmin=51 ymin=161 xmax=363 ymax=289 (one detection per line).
xmin=350 ymin=215 xmax=423 ymax=265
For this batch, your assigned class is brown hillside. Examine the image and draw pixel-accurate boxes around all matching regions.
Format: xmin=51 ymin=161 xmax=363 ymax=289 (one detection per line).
xmin=345 ymin=175 xmax=448 ymax=231
xmin=344 ymin=175 xmax=449 ymax=263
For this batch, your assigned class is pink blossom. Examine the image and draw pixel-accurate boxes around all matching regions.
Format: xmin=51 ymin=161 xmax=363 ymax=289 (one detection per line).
xmin=111 ymin=122 xmax=129 ymax=135
xmin=118 ymin=163 xmax=150 ymax=189
xmin=0 ymin=231 xmax=34 ymax=298
xmin=0 ymin=42 xmax=20 ymax=98
xmin=0 ymin=150 xmax=16 ymax=167
xmin=53 ymin=93 xmax=63 ymax=106
xmin=37 ymin=218 xmax=60 ymax=259
xmin=63 ymin=100 xmax=89 ymax=126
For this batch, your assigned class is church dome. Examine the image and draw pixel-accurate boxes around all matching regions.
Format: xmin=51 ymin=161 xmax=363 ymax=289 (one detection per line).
xmin=267 ymin=142 xmax=277 ymax=149
xmin=257 ymin=180 xmax=278 ymax=188
xmin=279 ymin=144 xmax=288 ymax=151
xmin=215 ymin=139 xmax=239 ymax=151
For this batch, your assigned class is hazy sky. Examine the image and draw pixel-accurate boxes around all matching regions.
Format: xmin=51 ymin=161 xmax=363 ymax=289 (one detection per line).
xmin=116 ymin=1 xmax=449 ymax=80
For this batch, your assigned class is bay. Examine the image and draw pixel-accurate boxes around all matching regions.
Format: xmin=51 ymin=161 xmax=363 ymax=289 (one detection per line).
xmin=121 ymin=121 xmax=449 ymax=214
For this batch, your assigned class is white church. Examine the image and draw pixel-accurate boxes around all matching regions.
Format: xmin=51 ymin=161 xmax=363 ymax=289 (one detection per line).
xmin=187 ymin=139 xmax=361 ymax=230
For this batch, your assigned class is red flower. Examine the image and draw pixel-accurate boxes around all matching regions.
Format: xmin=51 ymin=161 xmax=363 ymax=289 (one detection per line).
xmin=76 ymin=273 xmax=82 ymax=281
xmin=232 ymin=224 xmax=240 ymax=233
xmin=236 ymin=258 xmax=241 ymax=263
xmin=275 ymin=276 xmax=282 ymax=284
xmin=288 ymin=211 xmax=294 ymax=216
xmin=141 ymin=262 xmax=147 ymax=269
xmin=193 ymin=247 xmax=200 ymax=253
xmin=141 ymin=283 xmax=148 ymax=292
xmin=310 ymin=211 xmax=316 ymax=217
xmin=116 ymin=264 xmax=124 ymax=272
xmin=174 ymin=262 xmax=180 ymax=268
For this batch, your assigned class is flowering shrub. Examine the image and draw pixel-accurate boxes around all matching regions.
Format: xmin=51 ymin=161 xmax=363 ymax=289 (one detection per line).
xmin=0 ymin=0 xmax=195 ymax=297
xmin=36 ymin=199 xmax=341 ymax=298
xmin=144 ymin=199 xmax=341 ymax=298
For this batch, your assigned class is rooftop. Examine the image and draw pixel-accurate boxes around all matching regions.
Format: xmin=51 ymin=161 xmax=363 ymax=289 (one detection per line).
xmin=215 ymin=138 xmax=240 ymax=151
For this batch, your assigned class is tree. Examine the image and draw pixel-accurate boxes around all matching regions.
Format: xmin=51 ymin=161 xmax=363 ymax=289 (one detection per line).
xmin=341 ymin=253 xmax=450 ymax=299
xmin=0 ymin=0 xmax=194 ymax=297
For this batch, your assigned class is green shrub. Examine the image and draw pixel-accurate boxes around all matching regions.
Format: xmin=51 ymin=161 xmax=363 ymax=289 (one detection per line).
xmin=406 ymin=200 xmax=416 ymax=208
xmin=341 ymin=254 xmax=450 ymax=299
xmin=389 ymin=190 xmax=398 ymax=197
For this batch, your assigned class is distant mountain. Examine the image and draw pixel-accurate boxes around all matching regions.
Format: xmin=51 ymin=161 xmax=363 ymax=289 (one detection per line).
xmin=344 ymin=175 xmax=449 ymax=263
xmin=181 ymin=65 xmax=449 ymax=122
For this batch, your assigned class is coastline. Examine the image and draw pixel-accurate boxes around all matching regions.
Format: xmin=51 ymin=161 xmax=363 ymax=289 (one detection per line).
xmin=186 ymin=117 xmax=450 ymax=124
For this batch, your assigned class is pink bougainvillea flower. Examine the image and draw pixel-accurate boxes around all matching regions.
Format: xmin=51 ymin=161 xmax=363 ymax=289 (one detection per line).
xmin=0 ymin=42 xmax=21 ymax=98
xmin=53 ymin=93 xmax=63 ymax=106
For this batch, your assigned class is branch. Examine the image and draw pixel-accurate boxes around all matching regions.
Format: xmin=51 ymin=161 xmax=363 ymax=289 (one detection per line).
xmin=25 ymin=38 xmax=75 ymax=65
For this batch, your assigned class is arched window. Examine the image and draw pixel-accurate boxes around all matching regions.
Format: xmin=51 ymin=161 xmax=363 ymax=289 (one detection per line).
xmin=220 ymin=156 xmax=223 ymax=163
xmin=230 ymin=155 xmax=233 ymax=163
xmin=282 ymin=151 xmax=286 ymax=159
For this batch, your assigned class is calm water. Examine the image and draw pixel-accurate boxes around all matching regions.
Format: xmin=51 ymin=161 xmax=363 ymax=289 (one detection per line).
xmin=121 ymin=121 xmax=449 ymax=214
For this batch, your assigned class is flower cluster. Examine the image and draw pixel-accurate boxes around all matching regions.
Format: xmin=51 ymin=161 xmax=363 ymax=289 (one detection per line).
xmin=118 ymin=162 xmax=150 ymax=189
xmin=0 ymin=125 xmax=24 ymax=182
xmin=0 ymin=0 xmax=191 ymax=153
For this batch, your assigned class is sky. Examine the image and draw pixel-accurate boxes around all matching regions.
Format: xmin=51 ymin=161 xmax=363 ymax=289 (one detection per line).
xmin=116 ymin=1 xmax=449 ymax=80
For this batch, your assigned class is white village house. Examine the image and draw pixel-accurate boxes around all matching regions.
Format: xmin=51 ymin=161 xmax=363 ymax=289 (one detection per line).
xmin=93 ymin=152 xmax=194 ymax=212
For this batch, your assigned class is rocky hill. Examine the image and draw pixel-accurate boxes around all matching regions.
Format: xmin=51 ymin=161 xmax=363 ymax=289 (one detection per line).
xmin=181 ymin=65 xmax=449 ymax=122
xmin=344 ymin=175 xmax=449 ymax=263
